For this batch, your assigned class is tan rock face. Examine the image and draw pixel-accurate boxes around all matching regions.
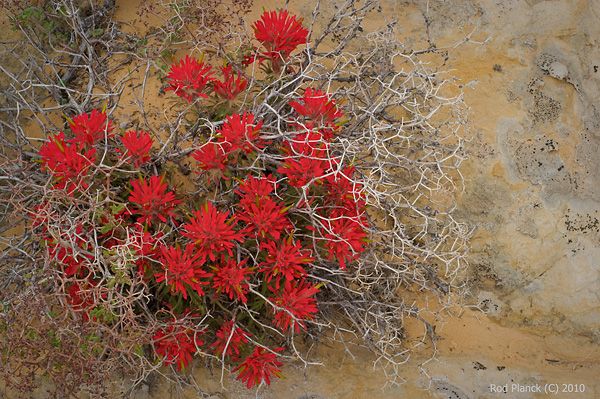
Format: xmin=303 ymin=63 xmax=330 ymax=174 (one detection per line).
xmin=436 ymin=0 xmax=600 ymax=343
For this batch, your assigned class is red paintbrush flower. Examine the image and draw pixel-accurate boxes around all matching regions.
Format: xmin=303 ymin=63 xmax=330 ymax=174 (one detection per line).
xmin=268 ymin=279 xmax=319 ymax=333
xmin=235 ymin=174 xmax=276 ymax=206
xmin=182 ymin=202 xmax=244 ymax=262
xmin=118 ymin=130 xmax=154 ymax=167
xmin=153 ymin=320 xmax=203 ymax=371
xmin=324 ymin=166 xmax=366 ymax=213
xmin=67 ymin=280 xmax=104 ymax=322
xmin=47 ymin=242 xmax=84 ymax=276
xmin=211 ymin=256 xmax=253 ymax=303
xmin=234 ymin=346 xmax=284 ymax=389
xmin=191 ymin=142 xmax=229 ymax=183
xmin=237 ymin=198 xmax=291 ymax=241
xmin=45 ymin=224 xmax=93 ymax=276
xmin=289 ymin=88 xmax=343 ymax=136
xmin=165 ymin=54 xmax=215 ymax=102
xmin=128 ymin=175 xmax=182 ymax=226
xmin=67 ymin=109 xmax=115 ymax=147
xmin=252 ymin=10 xmax=309 ymax=72
xmin=217 ymin=111 xmax=265 ymax=159
xmin=155 ymin=243 xmax=212 ymax=299
xmin=39 ymin=131 xmax=68 ymax=169
xmin=278 ymin=155 xmax=329 ymax=188
xmin=67 ymin=282 xmax=93 ymax=321
xmin=211 ymin=320 xmax=251 ymax=358
xmin=259 ymin=238 xmax=312 ymax=288
xmin=277 ymin=131 xmax=333 ymax=187
xmin=130 ymin=224 xmax=161 ymax=276
xmin=322 ymin=215 xmax=368 ymax=270
xmin=284 ymin=130 xmax=328 ymax=155
xmin=213 ymin=65 xmax=248 ymax=100
xmin=39 ymin=131 xmax=96 ymax=193
xmin=31 ymin=201 xmax=55 ymax=231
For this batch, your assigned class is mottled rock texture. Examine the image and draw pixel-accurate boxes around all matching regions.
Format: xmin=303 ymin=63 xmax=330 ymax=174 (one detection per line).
xmin=436 ymin=0 xmax=600 ymax=342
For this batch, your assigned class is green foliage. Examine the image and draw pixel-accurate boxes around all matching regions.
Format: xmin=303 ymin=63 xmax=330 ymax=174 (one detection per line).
xmin=12 ymin=6 xmax=71 ymax=46
xmin=89 ymin=28 xmax=104 ymax=37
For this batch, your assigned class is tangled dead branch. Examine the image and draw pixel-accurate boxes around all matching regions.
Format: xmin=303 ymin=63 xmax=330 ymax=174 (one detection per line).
xmin=0 ymin=0 xmax=471 ymax=396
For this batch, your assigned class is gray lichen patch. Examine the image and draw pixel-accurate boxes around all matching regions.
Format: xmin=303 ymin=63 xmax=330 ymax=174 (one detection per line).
xmin=529 ymin=92 xmax=562 ymax=125
xmin=455 ymin=177 xmax=512 ymax=230
xmin=432 ymin=380 xmax=472 ymax=399
xmin=477 ymin=291 xmax=503 ymax=317
xmin=516 ymin=217 xmax=538 ymax=238
xmin=500 ymin=132 xmax=574 ymax=208
xmin=513 ymin=135 xmax=562 ymax=183
xmin=537 ymin=52 xmax=565 ymax=79
xmin=573 ymin=130 xmax=600 ymax=199
xmin=563 ymin=206 xmax=600 ymax=247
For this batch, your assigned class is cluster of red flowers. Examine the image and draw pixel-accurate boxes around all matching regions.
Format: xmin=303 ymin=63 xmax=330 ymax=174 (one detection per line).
xmin=165 ymin=55 xmax=215 ymax=102
xmin=118 ymin=130 xmax=154 ymax=167
xmin=153 ymin=317 xmax=203 ymax=371
xmin=211 ymin=320 xmax=251 ymax=359
xmin=190 ymin=111 xmax=266 ymax=182
xmin=67 ymin=281 xmax=100 ymax=322
xmin=129 ymin=175 xmax=182 ymax=226
xmin=290 ymin=88 xmax=344 ymax=137
xmin=67 ymin=109 xmax=115 ymax=147
xmin=234 ymin=346 xmax=284 ymax=389
xmin=33 ymin=9 xmax=371 ymax=391
xmin=38 ymin=131 xmax=97 ymax=193
xmin=252 ymin=10 xmax=309 ymax=72
xmin=165 ymin=57 xmax=248 ymax=104
xmin=213 ymin=65 xmax=248 ymax=101
xmin=163 ymin=7 xmax=309 ymax=105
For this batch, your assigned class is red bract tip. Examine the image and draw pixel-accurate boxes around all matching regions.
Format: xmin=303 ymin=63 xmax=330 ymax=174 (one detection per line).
xmin=268 ymin=279 xmax=319 ymax=333
xmin=118 ymin=130 xmax=154 ymax=167
xmin=217 ymin=111 xmax=265 ymax=160
xmin=234 ymin=346 xmax=284 ymax=389
xmin=323 ymin=215 xmax=368 ymax=270
xmin=235 ymin=174 xmax=276 ymax=206
xmin=252 ymin=10 xmax=309 ymax=72
xmin=277 ymin=131 xmax=333 ymax=188
xmin=68 ymin=109 xmax=115 ymax=147
xmin=128 ymin=175 xmax=182 ymax=226
xmin=211 ymin=320 xmax=250 ymax=358
xmin=182 ymin=202 xmax=244 ymax=262
xmin=289 ymin=88 xmax=344 ymax=136
xmin=67 ymin=280 xmax=105 ymax=322
xmin=213 ymin=65 xmax=248 ymax=100
xmin=237 ymin=198 xmax=291 ymax=241
xmin=45 ymin=224 xmax=93 ymax=276
xmin=277 ymin=156 xmax=329 ymax=188
xmin=211 ymin=256 xmax=253 ymax=303
xmin=191 ymin=142 xmax=229 ymax=183
xmin=38 ymin=131 xmax=96 ymax=194
xmin=165 ymin=55 xmax=215 ymax=102
xmin=153 ymin=320 xmax=203 ymax=371
xmin=259 ymin=238 xmax=312 ymax=288
xmin=155 ymin=243 xmax=212 ymax=299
